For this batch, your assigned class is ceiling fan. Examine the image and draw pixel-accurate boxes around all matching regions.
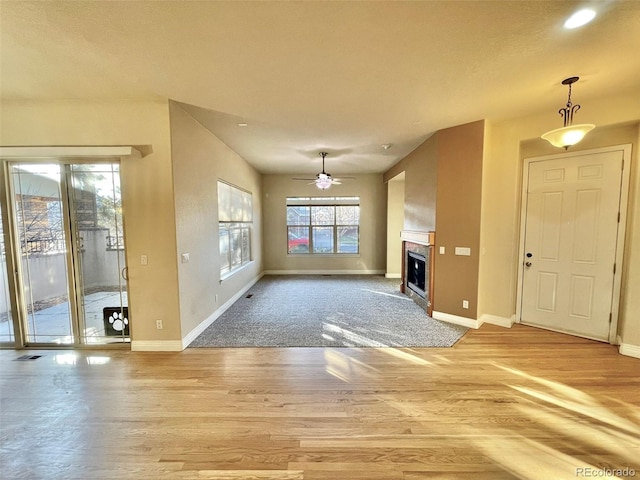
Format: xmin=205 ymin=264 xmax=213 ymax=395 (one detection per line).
xmin=293 ymin=152 xmax=349 ymax=190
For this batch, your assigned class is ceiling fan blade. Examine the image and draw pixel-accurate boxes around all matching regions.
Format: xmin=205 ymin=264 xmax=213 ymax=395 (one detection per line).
xmin=292 ymin=177 xmax=316 ymax=181
xmin=331 ymin=180 xmax=342 ymax=185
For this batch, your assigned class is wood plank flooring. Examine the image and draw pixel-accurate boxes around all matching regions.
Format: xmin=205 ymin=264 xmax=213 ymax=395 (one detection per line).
xmin=1 ymin=324 xmax=639 ymax=479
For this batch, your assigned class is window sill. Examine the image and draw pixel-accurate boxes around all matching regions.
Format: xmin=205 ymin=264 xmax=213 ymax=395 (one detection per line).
xmin=220 ymin=260 xmax=255 ymax=282
xmin=287 ymin=253 xmax=361 ymax=258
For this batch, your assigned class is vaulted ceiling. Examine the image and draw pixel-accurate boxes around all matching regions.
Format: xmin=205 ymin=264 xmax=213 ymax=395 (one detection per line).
xmin=2 ymin=1 xmax=639 ymax=174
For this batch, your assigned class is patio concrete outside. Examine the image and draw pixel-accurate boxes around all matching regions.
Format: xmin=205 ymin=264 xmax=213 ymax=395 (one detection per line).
xmin=0 ymin=291 xmax=128 ymax=344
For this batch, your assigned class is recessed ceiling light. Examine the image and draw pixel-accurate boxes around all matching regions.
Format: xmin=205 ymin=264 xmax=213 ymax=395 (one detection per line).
xmin=237 ymin=123 xmax=248 ymax=127
xmin=564 ymin=9 xmax=596 ymax=29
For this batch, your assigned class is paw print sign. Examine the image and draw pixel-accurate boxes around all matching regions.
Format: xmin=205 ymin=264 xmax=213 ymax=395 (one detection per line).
xmin=109 ymin=311 xmax=128 ymax=332
xmin=103 ymin=307 xmax=130 ymax=336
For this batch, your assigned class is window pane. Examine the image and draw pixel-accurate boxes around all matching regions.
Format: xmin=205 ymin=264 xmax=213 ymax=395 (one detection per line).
xmin=218 ymin=182 xmax=231 ymax=222
xmin=311 ymin=206 xmax=334 ymax=225
xmin=230 ymin=227 xmax=242 ymax=267
xmin=336 ymin=206 xmax=359 ymax=225
xmin=288 ymin=227 xmax=309 ymax=253
xmin=287 ymin=206 xmax=309 ymax=225
xmin=231 ymin=188 xmax=243 ymax=222
xmin=219 ymin=225 xmax=230 ymax=273
xmin=312 ymin=226 xmax=334 ymax=253
xmin=242 ymin=191 xmax=252 ymax=222
xmin=0 ymin=205 xmax=15 ymax=343
xmin=241 ymin=227 xmax=250 ymax=263
xmin=337 ymin=226 xmax=359 ymax=253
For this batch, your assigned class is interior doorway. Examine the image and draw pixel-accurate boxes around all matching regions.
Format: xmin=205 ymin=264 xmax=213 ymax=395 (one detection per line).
xmin=517 ymin=145 xmax=631 ymax=342
xmin=4 ymin=160 xmax=128 ymax=346
xmin=386 ymin=172 xmax=405 ymax=279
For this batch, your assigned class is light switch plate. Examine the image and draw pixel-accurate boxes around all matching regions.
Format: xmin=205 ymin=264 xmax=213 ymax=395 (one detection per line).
xmin=181 ymin=253 xmax=190 ymax=263
xmin=141 ymin=254 xmax=148 ymax=265
xmin=455 ymin=247 xmax=471 ymax=256
xmin=439 ymin=246 xmax=445 ymax=254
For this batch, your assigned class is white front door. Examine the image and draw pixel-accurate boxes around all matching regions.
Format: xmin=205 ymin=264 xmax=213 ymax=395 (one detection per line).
xmin=520 ymin=148 xmax=626 ymax=341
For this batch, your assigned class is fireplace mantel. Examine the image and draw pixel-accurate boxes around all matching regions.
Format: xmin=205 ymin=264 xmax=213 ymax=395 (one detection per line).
xmin=400 ymin=230 xmax=434 ymax=246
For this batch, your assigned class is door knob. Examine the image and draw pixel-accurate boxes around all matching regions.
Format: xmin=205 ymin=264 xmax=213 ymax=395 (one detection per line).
xmin=525 ymin=261 xmax=532 ymax=267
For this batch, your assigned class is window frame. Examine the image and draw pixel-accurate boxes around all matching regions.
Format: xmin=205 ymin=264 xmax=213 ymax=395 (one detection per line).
xmin=286 ymin=197 xmax=360 ymax=255
xmin=218 ymin=180 xmax=252 ymax=277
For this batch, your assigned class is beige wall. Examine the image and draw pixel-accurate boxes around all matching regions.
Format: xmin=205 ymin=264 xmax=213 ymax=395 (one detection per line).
xmin=384 ymin=134 xmax=437 ymax=232
xmin=480 ymin=88 xmax=640 ymax=347
xmin=434 ymin=120 xmax=484 ymax=318
xmin=386 ymin=174 xmax=405 ymax=277
xmin=618 ymin=125 xmax=640 ymax=347
xmin=262 ymin=174 xmax=387 ymax=273
xmin=0 ymin=99 xmax=182 ymax=343
xmin=169 ymin=102 xmax=263 ymax=340
xmin=384 ymin=121 xmax=483 ymax=319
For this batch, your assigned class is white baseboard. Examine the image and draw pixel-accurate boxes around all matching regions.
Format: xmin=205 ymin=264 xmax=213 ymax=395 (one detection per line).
xmin=181 ymin=272 xmax=264 ymax=349
xmin=385 ymin=273 xmax=401 ymax=279
xmin=619 ymin=343 xmax=640 ymax=359
xmin=433 ymin=311 xmax=481 ymax=329
xmin=264 ymin=269 xmax=385 ymax=275
xmin=131 ymin=340 xmax=183 ymax=352
xmin=479 ymin=313 xmax=515 ymax=328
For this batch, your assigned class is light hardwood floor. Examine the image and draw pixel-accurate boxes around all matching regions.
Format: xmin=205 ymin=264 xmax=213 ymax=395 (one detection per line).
xmin=1 ymin=324 xmax=639 ymax=480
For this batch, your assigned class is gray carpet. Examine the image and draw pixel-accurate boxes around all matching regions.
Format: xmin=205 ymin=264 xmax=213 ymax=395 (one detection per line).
xmin=190 ymin=275 xmax=468 ymax=348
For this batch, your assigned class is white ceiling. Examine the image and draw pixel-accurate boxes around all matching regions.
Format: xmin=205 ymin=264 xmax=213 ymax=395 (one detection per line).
xmin=2 ymin=1 xmax=639 ymax=175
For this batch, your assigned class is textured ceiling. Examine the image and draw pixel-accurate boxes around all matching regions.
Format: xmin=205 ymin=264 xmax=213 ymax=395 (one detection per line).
xmin=2 ymin=1 xmax=639 ymax=174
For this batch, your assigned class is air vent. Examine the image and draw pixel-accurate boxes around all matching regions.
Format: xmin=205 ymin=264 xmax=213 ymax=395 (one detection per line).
xmin=246 ymin=294 xmax=254 ymax=298
xmin=15 ymin=355 xmax=43 ymax=361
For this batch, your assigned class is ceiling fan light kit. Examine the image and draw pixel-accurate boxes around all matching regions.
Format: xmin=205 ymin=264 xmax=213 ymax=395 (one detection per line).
xmin=313 ymin=152 xmax=341 ymax=190
xmin=315 ymin=173 xmax=333 ymax=190
xmin=541 ymin=76 xmax=595 ymax=150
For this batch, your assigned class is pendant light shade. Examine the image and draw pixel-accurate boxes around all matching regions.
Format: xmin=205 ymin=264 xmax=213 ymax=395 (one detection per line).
xmin=541 ymin=124 xmax=595 ymax=149
xmin=541 ymin=77 xmax=595 ymax=149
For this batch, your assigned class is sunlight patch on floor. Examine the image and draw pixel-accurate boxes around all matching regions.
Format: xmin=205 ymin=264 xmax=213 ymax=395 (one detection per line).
xmin=378 ymin=347 xmax=433 ymax=366
xmin=323 ymin=348 xmax=379 ymax=383
xmin=323 ymin=322 xmax=387 ymax=347
xmin=516 ymin=402 xmax=640 ymax=466
xmin=472 ymin=435 xmax=620 ymax=480
xmin=359 ymin=288 xmax=412 ymax=300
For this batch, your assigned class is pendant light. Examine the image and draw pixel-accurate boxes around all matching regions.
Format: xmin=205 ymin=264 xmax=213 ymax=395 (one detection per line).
xmin=541 ymin=76 xmax=595 ymax=149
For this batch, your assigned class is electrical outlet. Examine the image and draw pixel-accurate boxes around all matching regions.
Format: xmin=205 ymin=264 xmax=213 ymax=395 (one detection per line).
xmin=462 ymin=300 xmax=469 ymax=309
xmin=215 ymin=294 xmax=218 ymax=303
xmin=156 ymin=319 xmax=163 ymax=330
xmin=141 ymin=254 xmax=148 ymax=265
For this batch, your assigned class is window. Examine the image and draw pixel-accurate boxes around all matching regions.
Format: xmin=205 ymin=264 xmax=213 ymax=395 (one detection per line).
xmin=286 ymin=197 xmax=359 ymax=254
xmin=218 ymin=181 xmax=252 ymax=276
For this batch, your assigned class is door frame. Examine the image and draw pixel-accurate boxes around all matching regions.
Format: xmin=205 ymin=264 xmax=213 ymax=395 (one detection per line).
xmin=0 ymin=146 xmax=140 ymax=349
xmin=515 ymin=144 xmax=632 ymax=344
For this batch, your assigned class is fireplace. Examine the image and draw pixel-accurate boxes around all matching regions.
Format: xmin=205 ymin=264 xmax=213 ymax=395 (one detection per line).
xmin=400 ymin=231 xmax=435 ymax=316
xmin=407 ymin=251 xmax=426 ymax=298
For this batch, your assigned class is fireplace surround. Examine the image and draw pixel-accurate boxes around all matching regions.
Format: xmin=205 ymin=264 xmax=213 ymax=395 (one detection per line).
xmin=400 ymin=231 xmax=435 ymax=316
